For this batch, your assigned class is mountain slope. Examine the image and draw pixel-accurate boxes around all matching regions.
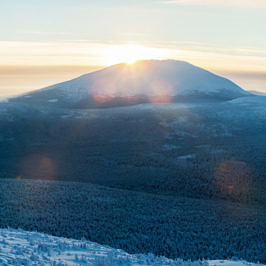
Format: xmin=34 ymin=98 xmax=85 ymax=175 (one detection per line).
xmin=0 ymin=228 xmax=262 ymax=265
xmin=11 ymin=60 xmax=250 ymax=108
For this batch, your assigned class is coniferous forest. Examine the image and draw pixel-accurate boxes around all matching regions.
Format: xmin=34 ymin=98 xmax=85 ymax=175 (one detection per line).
xmin=0 ymin=99 xmax=265 ymax=263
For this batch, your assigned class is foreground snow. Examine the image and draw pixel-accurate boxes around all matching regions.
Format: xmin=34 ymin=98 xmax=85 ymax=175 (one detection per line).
xmin=0 ymin=229 xmax=263 ymax=265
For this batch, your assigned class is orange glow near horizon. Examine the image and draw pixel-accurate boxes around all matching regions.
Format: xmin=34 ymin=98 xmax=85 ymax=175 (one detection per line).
xmin=1 ymin=41 xmax=266 ymax=97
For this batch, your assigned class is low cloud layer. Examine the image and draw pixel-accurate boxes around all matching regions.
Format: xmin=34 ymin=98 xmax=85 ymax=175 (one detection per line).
xmin=1 ymin=40 xmax=266 ymax=96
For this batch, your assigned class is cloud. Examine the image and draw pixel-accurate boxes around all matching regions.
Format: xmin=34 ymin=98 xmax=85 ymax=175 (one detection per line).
xmin=161 ymin=0 xmax=266 ymax=8
xmin=1 ymin=40 xmax=266 ymax=76
xmin=1 ymin=40 xmax=266 ymax=96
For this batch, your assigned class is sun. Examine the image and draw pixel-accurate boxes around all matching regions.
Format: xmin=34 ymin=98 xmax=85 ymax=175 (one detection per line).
xmin=101 ymin=44 xmax=166 ymax=65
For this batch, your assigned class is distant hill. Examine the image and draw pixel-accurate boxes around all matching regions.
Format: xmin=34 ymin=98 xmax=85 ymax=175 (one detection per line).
xmin=248 ymin=90 xmax=266 ymax=96
xmin=10 ymin=60 xmax=250 ymax=108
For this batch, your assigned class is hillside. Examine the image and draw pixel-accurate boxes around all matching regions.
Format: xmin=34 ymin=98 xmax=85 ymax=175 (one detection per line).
xmin=1 ymin=228 xmax=263 ymax=265
xmin=10 ymin=60 xmax=250 ymax=108
xmin=1 ymin=96 xmax=266 ymax=204
xmin=0 ymin=62 xmax=265 ymax=264
xmin=0 ymin=178 xmax=265 ymax=264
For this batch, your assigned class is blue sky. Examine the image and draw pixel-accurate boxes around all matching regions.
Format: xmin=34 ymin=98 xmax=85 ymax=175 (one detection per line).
xmin=1 ymin=0 xmax=266 ymax=47
xmin=0 ymin=0 xmax=266 ymax=95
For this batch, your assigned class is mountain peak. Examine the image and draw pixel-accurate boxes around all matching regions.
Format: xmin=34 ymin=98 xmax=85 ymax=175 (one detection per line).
xmin=11 ymin=60 xmax=250 ymax=108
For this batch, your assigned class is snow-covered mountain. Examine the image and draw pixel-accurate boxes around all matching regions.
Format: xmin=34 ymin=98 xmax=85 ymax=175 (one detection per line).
xmin=0 ymin=228 xmax=262 ymax=265
xmin=11 ymin=60 xmax=250 ymax=108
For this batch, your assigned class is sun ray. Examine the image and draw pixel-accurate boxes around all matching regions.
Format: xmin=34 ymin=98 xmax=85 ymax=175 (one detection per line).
xmin=101 ymin=44 xmax=170 ymax=65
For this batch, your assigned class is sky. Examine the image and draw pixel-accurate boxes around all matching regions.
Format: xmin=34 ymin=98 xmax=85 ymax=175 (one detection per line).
xmin=1 ymin=0 xmax=266 ymax=97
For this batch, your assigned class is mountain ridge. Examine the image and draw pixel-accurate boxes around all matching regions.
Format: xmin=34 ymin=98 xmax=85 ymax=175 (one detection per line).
xmin=10 ymin=59 xmax=250 ymax=108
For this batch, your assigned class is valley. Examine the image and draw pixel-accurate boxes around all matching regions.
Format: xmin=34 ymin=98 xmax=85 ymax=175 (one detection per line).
xmin=0 ymin=60 xmax=265 ymax=264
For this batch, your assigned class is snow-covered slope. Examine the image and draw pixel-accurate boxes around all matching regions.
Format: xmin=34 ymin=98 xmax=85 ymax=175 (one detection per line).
xmin=11 ymin=60 xmax=250 ymax=108
xmin=0 ymin=228 xmax=262 ymax=265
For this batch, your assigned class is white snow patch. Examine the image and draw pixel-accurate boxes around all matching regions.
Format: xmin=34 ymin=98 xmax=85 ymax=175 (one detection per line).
xmin=178 ymin=154 xmax=195 ymax=160
xmin=0 ymin=228 xmax=263 ymax=266
xmin=208 ymin=261 xmax=262 ymax=266
xmin=48 ymin=98 xmax=58 ymax=103
xmin=162 ymin=144 xmax=180 ymax=151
